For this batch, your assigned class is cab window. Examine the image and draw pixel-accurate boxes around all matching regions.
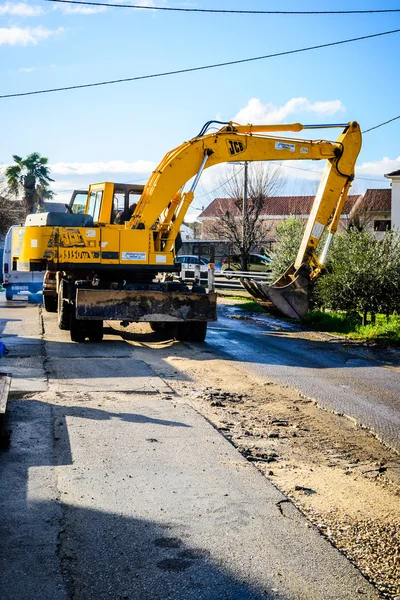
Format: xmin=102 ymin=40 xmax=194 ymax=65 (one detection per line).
xmin=71 ymin=192 xmax=87 ymax=214
xmin=87 ymin=191 xmax=103 ymax=222
xmin=112 ymin=193 xmax=125 ymax=223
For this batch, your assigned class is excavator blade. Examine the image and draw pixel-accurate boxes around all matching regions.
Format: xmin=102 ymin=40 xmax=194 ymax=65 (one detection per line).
xmin=240 ymin=264 xmax=311 ymax=320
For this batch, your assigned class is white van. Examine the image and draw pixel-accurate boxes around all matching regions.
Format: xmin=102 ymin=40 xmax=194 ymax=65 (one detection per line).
xmin=2 ymin=226 xmax=44 ymax=300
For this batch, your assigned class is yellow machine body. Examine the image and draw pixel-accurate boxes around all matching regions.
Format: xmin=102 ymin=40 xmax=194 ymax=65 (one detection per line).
xmin=19 ymin=120 xmax=361 ymax=338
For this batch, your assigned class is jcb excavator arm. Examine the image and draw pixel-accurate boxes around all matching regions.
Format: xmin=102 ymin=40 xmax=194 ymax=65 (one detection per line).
xmin=130 ymin=120 xmax=361 ymax=318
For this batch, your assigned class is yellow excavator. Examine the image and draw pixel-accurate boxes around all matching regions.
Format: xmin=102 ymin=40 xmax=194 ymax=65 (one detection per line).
xmin=18 ymin=120 xmax=361 ymax=342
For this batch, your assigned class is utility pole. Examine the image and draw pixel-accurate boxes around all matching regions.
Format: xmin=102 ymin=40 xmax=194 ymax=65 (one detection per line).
xmin=243 ymin=161 xmax=248 ymax=246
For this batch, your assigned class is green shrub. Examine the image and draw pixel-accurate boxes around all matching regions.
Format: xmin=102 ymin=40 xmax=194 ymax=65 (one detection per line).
xmin=315 ymin=229 xmax=400 ymax=323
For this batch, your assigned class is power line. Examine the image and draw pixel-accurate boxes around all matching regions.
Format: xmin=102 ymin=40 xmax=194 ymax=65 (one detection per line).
xmin=46 ymin=1 xmax=400 ymax=15
xmin=1 ymin=27 xmax=400 ymax=99
xmin=195 ymin=167 xmax=245 ymax=200
xmin=273 ymin=162 xmax=387 ymax=182
xmin=362 ymin=114 xmax=400 ymax=133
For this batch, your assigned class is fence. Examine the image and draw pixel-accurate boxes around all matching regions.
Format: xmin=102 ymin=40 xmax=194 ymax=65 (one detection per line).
xmin=179 ymin=264 xmax=273 ymax=291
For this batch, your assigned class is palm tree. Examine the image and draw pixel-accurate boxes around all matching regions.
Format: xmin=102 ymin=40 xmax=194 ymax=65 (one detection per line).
xmin=5 ymin=152 xmax=54 ymax=215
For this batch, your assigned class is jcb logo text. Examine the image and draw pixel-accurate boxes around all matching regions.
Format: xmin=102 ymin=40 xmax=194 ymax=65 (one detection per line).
xmin=227 ymin=140 xmax=245 ymax=156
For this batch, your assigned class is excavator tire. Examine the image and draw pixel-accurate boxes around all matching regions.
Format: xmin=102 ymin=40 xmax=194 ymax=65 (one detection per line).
xmin=69 ymin=312 xmax=86 ymax=343
xmin=58 ymin=280 xmax=71 ymax=330
xmin=44 ymin=294 xmax=57 ymax=312
xmin=175 ymin=321 xmax=207 ymax=342
xmin=149 ymin=322 xmax=177 ymax=339
xmin=87 ymin=320 xmax=104 ymax=343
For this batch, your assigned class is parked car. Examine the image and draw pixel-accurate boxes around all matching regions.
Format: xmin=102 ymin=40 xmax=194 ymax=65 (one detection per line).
xmin=221 ymin=253 xmax=272 ymax=275
xmin=176 ymin=255 xmax=209 ymax=280
xmin=176 ymin=255 xmax=209 ymax=266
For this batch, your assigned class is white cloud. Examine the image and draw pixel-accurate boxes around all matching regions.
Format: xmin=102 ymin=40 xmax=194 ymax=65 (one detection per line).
xmin=50 ymin=159 xmax=156 ymax=176
xmin=57 ymin=5 xmax=107 ymax=14
xmin=0 ymin=3 xmax=44 ymax=17
xmin=356 ymin=156 xmax=400 ymax=177
xmin=54 ymin=0 xmax=165 ymax=14
xmin=19 ymin=66 xmax=38 ymax=73
xmin=233 ymin=97 xmax=346 ymax=124
xmin=0 ymin=26 xmax=63 ymax=46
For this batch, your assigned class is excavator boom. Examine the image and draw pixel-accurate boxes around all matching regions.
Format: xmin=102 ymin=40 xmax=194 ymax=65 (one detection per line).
xmin=131 ymin=120 xmax=361 ymax=318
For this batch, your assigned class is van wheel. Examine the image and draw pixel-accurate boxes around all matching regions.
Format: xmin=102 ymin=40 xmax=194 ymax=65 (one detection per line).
xmin=57 ymin=280 xmax=71 ymax=330
xmin=5 ymin=288 xmax=13 ymax=301
xmin=44 ymin=294 xmax=57 ymax=313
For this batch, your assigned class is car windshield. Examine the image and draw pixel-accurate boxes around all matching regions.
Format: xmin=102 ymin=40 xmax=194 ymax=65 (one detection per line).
xmin=178 ymin=256 xmax=208 ymax=264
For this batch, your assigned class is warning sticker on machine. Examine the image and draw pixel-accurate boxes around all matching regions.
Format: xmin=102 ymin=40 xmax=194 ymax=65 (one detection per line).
xmin=311 ymin=222 xmax=324 ymax=239
xmin=122 ymin=252 xmax=147 ymax=261
xmin=275 ymin=142 xmax=295 ymax=152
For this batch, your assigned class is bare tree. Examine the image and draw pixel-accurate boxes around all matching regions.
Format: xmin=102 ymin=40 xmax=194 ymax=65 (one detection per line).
xmin=208 ymin=162 xmax=285 ymax=270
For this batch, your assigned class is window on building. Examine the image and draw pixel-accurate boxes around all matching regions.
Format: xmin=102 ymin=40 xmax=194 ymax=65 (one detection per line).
xmin=374 ymin=220 xmax=391 ymax=232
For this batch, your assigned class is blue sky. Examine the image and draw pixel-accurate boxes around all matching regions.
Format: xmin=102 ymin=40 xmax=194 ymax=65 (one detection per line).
xmin=1 ymin=0 xmax=400 ymax=219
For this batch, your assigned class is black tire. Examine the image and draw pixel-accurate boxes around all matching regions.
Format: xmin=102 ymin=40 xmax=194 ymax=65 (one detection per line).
xmin=5 ymin=288 xmax=13 ymax=301
xmin=175 ymin=321 xmax=207 ymax=342
xmin=87 ymin=320 xmax=103 ymax=343
xmin=57 ymin=280 xmax=71 ymax=330
xmin=149 ymin=322 xmax=165 ymax=332
xmin=149 ymin=322 xmax=177 ymax=338
xmin=43 ymin=293 xmax=57 ymax=312
xmin=70 ymin=312 xmax=86 ymax=343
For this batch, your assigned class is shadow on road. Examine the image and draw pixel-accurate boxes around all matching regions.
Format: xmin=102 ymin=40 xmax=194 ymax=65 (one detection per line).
xmin=0 ymin=396 xmax=273 ymax=600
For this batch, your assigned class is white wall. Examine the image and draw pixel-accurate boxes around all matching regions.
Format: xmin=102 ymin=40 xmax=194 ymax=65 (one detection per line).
xmin=391 ymin=178 xmax=400 ymax=230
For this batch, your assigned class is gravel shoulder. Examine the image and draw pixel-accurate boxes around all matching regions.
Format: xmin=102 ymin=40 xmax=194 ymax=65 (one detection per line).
xmin=111 ymin=308 xmax=400 ymax=600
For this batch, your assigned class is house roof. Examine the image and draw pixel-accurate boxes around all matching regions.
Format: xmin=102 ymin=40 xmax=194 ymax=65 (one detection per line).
xmin=199 ymin=194 xmax=363 ymax=219
xmin=355 ymin=188 xmax=391 ymax=212
xmin=385 ymin=169 xmax=400 ymax=177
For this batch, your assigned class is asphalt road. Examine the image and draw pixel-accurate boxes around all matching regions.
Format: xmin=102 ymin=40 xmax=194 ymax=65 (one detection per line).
xmin=207 ymin=305 xmax=400 ymax=453
xmin=0 ymin=294 xmax=382 ymax=599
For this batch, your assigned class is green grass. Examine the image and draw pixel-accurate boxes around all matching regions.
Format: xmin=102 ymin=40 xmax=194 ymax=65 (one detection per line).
xmin=231 ymin=299 xmax=400 ymax=345
xmin=302 ymin=311 xmax=400 ymax=344
xmin=236 ymin=300 xmax=267 ymax=313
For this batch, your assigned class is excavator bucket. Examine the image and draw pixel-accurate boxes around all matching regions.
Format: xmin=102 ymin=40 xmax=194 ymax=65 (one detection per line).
xmin=240 ymin=264 xmax=312 ymax=320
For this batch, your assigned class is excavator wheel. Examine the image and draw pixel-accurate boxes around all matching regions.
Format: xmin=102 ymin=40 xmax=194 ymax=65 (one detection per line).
xmin=57 ymin=280 xmax=71 ymax=330
xmin=149 ymin=322 xmax=177 ymax=339
xmin=43 ymin=293 xmax=57 ymax=312
xmin=175 ymin=321 xmax=207 ymax=342
xmin=69 ymin=312 xmax=103 ymax=343
xmin=86 ymin=320 xmax=104 ymax=343
xmin=70 ymin=312 xmax=86 ymax=343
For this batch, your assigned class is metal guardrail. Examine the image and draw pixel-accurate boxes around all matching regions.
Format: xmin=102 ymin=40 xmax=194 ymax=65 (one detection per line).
xmin=179 ymin=265 xmax=273 ymax=291
xmin=215 ymin=270 xmax=273 ymax=290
